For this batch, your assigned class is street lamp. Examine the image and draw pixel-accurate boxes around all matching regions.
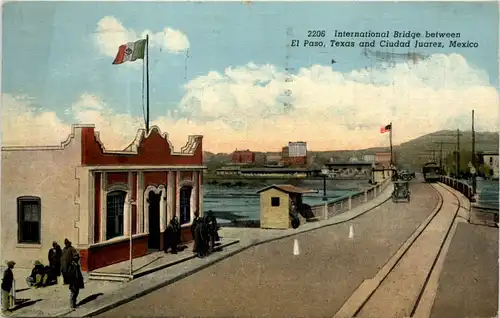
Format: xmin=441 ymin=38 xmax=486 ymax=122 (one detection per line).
xmin=322 ymin=172 xmax=328 ymax=201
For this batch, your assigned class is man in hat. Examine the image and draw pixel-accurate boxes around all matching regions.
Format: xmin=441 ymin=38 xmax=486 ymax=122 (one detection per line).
xmin=2 ymin=261 xmax=15 ymax=313
xmin=61 ymin=239 xmax=77 ymax=285
xmin=48 ymin=241 xmax=62 ymax=282
xmin=67 ymin=253 xmax=84 ymax=309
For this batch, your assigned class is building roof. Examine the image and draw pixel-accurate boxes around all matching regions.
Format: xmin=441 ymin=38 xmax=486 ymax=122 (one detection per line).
xmin=324 ymin=162 xmax=373 ymax=166
xmin=216 ymin=166 xmax=241 ymax=171
xmin=257 ymin=184 xmax=317 ymax=195
xmin=241 ymin=168 xmax=309 ymax=173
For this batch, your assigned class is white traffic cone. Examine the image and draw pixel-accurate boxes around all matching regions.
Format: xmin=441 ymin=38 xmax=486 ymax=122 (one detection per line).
xmin=348 ymin=225 xmax=354 ymax=239
xmin=293 ymin=239 xmax=300 ymax=256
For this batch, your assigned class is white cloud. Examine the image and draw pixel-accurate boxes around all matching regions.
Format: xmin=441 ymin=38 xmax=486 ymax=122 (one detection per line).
xmin=94 ymin=16 xmax=190 ymax=60
xmin=141 ymin=28 xmax=190 ymax=54
xmin=1 ymin=53 xmax=498 ymax=153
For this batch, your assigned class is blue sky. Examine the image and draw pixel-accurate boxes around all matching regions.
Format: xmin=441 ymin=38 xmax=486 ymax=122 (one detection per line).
xmin=2 ymin=1 xmax=499 ymax=152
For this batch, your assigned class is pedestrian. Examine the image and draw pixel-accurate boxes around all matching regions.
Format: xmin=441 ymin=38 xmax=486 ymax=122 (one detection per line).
xmin=206 ymin=210 xmax=220 ymax=252
xmin=194 ymin=218 xmax=208 ymax=258
xmin=163 ymin=223 xmax=174 ymax=254
xmin=2 ymin=261 xmax=15 ymax=314
xmin=191 ymin=211 xmax=201 ymax=253
xmin=67 ymin=254 xmax=84 ymax=310
xmin=61 ymin=238 xmax=77 ymax=285
xmin=48 ymin=241 xmax=62 ymax=282
xmin=169 ymin=216 xmax=181 ymax=254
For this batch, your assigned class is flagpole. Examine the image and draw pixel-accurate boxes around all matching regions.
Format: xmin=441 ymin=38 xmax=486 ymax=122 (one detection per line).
xmin=390 ymin=122 xmax=393 ymax=166
xmin=146 ymin=34 xmax=150 ymax=133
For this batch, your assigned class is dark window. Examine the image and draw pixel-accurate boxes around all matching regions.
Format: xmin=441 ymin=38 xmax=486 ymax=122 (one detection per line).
xmin=17 ymin=196 xmax=41 ymax=244
xmin=490 ymin=157 xmax=493 ymax=165
xmin=271 ymin=197 xmax=280 ymax=207
xmin=180 ymin=186 xmax=192 ymax=225
xmin=106 ymin=190 xmax=126 ymax=240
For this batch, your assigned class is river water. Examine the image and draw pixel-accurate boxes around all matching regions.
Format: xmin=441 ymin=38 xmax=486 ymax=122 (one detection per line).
xmin=203 ymin=179 xmax=372 ymax=223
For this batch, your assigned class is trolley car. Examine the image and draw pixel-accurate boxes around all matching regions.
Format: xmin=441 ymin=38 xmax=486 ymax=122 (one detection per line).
xmin=422 ymin=162 xmax=441 ymax=182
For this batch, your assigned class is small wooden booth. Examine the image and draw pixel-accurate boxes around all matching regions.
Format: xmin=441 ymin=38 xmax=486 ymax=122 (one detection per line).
xmin=257 ymin=184 xmax=316 ymax=229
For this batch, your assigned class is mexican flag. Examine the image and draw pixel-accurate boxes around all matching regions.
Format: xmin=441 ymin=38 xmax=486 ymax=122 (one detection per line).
xmin=112 ymin=39 xmax=146 ymax=65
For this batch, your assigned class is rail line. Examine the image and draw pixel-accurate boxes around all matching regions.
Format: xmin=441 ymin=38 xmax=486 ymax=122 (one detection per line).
xmin=334 ymin=182 xmax=463 ymax=318
xmin=409 ymin=183 xmax=462 ymax=317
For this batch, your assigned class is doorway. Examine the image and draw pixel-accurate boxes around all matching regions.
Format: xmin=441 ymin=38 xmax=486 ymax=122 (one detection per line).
xmin=148 ymin=192 xmax=161 ymax=250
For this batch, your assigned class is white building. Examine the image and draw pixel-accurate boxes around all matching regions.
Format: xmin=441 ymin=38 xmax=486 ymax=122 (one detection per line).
xmin=363 ymin=155 xmax=376 ymax=163
xmin=288 ymin=142 xmax=307 ymax=157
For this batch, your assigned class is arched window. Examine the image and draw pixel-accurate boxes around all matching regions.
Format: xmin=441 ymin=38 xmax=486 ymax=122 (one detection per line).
xmin=107 ymin=190 xmax=126 ymax=240
xmin=180 ymin=186 xmax=192 ymax=225
xmin=17 ymin=196 xmax=41 ymax=244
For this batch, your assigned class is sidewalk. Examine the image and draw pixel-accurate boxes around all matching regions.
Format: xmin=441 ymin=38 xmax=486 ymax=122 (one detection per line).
xmin=5 ymin=181 xmax=393 ymax=317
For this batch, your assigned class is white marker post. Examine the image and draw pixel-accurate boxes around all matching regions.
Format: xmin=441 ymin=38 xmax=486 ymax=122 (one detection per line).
xmin=293 ymin=239 xmax=300 ymax=256
xmin=348 ymin=225 xmax=354 ymax=239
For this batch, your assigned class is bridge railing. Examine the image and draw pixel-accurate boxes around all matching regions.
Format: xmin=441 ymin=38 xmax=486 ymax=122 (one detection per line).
xmin=309 ymin=177 xmax=392 ymax=220
xmin=438 ymin=176 xmax=474 ymax=200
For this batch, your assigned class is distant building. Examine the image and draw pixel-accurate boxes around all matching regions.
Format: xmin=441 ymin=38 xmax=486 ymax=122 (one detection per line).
xmin=288 ymin=142 xmax=307 ymax=157
xmin=348 ymin=156 xmax=359 ymax=162
xmin=281 ymin=146 xmax=289 ymax=159
xmin=266 ymin=153 xmax=282 ymax=164
xmin=283 ymin=156 xmax=307 ymax=166
xmin=255 ymin=153 xmax=266 ymax=164
xmin=363 ymin=155 xmax=376 ymax=163
xmin=375 ymin=152 xmax=392 ymax=168
xmin=281 ymin=142 xmax=307 ymax=166
xmin=215 ymin=166 xmax=241 ymax=176
xmin=231 ymin=149 xmax=255 ymax=164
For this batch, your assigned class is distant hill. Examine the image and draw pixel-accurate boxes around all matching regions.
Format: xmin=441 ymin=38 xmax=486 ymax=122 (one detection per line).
xmin=394 ymin=130 xmax=498 ymax=169
xmin=203 ymin=130 xmax=499 ymax=170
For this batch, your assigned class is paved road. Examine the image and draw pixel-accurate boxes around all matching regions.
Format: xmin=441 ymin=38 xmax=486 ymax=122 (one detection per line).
xmin=98 ymin=182 xmax=439 ymax=318
xmin=431 ymin=222 xmax=498 ymax=318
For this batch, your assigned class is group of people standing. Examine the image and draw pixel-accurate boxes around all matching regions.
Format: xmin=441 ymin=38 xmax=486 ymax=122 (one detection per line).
xmin=162 ymin=210 xmax=221 ymax=258
xmin=1 ymin=238 xmax=85 ymax=313
xmin=191 ymin=210 xmax=221 ymax=258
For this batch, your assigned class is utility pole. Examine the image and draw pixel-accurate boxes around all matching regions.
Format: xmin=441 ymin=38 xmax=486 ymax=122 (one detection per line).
xmin=472 ymin=110 xmax=477 ymax=196
xmin=456 ymin=129 xmax=460 ymax=178
xmin=322 ymin=174 xmax=327 ymax=201
xmin=440 ymin=142 xmax=443 ymax=170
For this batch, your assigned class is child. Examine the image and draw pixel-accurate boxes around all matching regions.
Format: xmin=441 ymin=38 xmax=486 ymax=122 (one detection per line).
xmin=2 ymin=261 xmax=15 ymax=314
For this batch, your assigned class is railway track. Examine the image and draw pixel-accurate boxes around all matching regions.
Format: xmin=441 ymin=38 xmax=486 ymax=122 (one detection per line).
xmin=333 ymin=182 xmax=463 ymax=318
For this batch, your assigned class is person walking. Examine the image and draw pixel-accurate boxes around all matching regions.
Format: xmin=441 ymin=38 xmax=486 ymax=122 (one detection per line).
xmin=2 ymin=261 xmax=15 ymax=314
xmin=61 ymin=239 xmax=77 ymax=285
xmin=67 ymin=254 xmax=84 ymax=310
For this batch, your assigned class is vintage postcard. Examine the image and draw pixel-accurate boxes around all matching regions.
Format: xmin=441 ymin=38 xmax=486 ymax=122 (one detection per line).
xmin=1 ymin=1 xmax=498 ymax=317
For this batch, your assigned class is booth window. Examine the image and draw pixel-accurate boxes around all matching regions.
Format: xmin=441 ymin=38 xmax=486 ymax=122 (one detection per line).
xmin=17 ymin=196 xmax=41 ymax=244
xmin=107 ymin=190 xmax=126 ymax=240
xmin=271 ymin=197 xmax=280 ymax=207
